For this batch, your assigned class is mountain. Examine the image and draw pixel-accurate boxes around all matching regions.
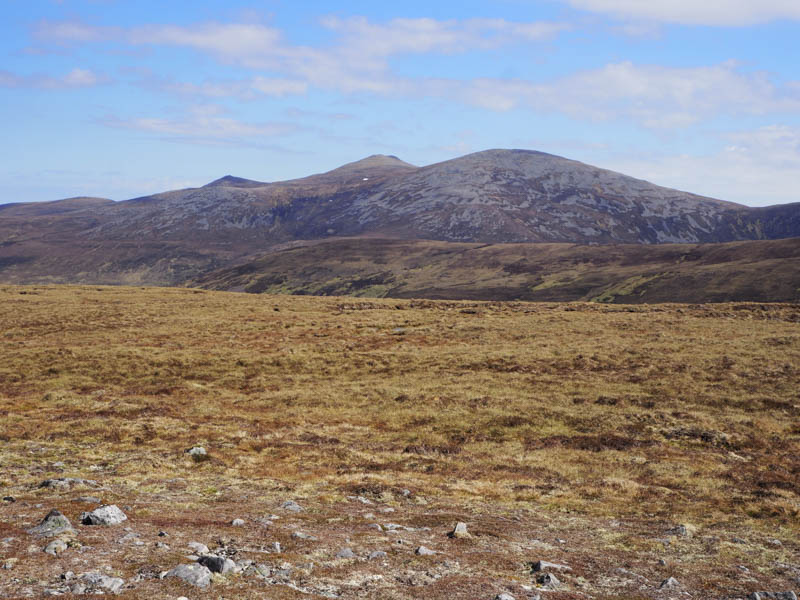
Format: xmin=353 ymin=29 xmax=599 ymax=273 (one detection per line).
xmin=0 ymin=149 xmax=798 ymax=298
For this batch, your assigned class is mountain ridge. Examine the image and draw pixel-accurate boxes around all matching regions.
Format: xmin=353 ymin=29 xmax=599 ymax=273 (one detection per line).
xmin=1 ymin=148 xmax=798 ymax=300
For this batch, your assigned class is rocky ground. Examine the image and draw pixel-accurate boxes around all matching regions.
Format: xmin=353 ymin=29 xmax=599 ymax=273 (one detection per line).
xmin=1 ymin=468 xmax=798 ymax=599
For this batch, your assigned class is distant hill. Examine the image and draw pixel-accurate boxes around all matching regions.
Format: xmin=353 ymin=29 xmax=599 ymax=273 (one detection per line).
xmin=192 ymin=237 xmax=800 ymax=303
xmin=1 ymin=148 xmax=798 ymax=300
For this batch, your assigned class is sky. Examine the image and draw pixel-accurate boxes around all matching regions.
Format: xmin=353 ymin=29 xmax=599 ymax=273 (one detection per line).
xmin=2 ymin=1 xmax=799 ymax=206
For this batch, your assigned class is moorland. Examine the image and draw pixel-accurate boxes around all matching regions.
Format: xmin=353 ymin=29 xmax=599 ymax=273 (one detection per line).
xmin=0 ymin=285 xmax=798 ymax=599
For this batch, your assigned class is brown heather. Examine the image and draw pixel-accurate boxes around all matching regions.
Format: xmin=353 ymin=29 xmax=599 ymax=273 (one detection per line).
xmin=0 ymin=285 xmax=798 ymax=599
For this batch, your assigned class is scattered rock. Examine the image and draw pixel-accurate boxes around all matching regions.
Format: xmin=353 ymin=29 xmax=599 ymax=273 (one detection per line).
xmin=186 ymin=446 xmax=208 ymax=459
xmin=749 ymin=594 xmax=798 ymax=600
xmin=282 ymin=500 xmax=303 ymax=512
xmin=39 ymin=478 xmax=98 ymax=490
xmin=531 ymin=560 xmax=572 ymax=572
xmin=271 ymin=541 xmax=282 ymax=553
xmin=368 ymin=523 xmax=383 ymax=531
xmin=3 ymin=558 xmax=19 ymax=569
xmin=80 ymin=572 xmax=125 ymax=594
xmin=27 ymin=510 xmax=75 ymax=538
xmin=231 ymin=518 xmax=245 ymax=526
xmin=369 ymin=551 xmax=387 ymax=560
xmin=44 ymin=539 xmax=68 ymax=556
xmin=667 ymin=524 xmax=696 ymax=538
xmin=496 ymin=594 xmax=516 ymax=600
xmin=449 ymin=522 xmax=471 ymax=539
xmin=415 ymin=546 xmax=436 ymax=556
xmin=186 ymin=542 xmax=209 ymax=556
xmin=75 ymin=496 xmax=102 ymax=504
xmin=165 ymin=563 xmax=212 ymax=588
xmin=660 ymin=577 xmax=680 ymax=589
xmin=198 ymin=555 xmax=235 ymax=574
xmin=537 ymin=572 xmax=561 ymax=588
xmin=292 ymin=531 xmax=318 ymax=541
xmin=336 ymin=548 xmax=356 ymax=559
xmin=81 ymin=504 xmax=127 ymax=525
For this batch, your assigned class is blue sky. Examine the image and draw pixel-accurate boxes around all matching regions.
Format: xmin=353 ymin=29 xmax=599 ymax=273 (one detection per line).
xmin=2 ymin=0 xmax=799 ymax=206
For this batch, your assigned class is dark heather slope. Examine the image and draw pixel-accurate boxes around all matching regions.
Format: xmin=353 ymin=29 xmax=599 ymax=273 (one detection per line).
xmin=193 ymin=236 xmax=800 ymax=304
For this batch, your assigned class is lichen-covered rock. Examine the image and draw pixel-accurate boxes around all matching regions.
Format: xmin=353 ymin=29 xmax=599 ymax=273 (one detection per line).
xmin=27 ymin=510 xmax=75 ymax=538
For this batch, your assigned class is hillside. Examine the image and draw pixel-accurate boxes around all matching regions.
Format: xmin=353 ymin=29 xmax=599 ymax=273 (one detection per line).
xmin=194 ymin=237 xmax=800 ymax=303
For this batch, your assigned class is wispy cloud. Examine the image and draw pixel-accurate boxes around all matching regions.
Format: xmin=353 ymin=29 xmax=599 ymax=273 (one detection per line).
xmin=0 ymin=67 xmax=108 ymax=89
xmin=100 ymin=104 xmax=300 ymax=145
xmin=562 ymin=0 xmax=800 ymax=26
xmin=607 ymin=125 xmax=800 ymax=205
xmin=450 ymin=61 xmax=800 ymax=127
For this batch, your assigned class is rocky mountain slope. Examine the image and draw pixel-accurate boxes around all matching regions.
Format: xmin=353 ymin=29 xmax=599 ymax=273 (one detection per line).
xmin=0 ymin=149 xmax=798 ymax=294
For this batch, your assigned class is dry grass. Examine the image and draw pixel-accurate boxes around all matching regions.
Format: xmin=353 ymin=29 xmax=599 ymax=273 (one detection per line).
xmin=0 ymin=285 xmax=798 ymax=598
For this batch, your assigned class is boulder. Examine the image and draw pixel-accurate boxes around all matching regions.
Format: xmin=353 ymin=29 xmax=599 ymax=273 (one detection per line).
xmin=449 ymin=522 xmax=471 ymax=539
xmin=27 ymin=510 xmax=75 ymax=538
xmin=81 ymin=504 xmax=127 ymax=525
xmin=165 ymin=563 xmax=212 ymax=588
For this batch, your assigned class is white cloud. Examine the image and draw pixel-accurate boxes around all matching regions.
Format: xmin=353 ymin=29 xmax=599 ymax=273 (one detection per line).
xmin=606 ymin=125 xmax=800 ymax=205
xmin=0 ymin=67 xmax=108 ymax=89
xmin=453 ymin=61 xmax=800 ymax=127
xmin=34 ymin=17 xmax=568 ymax=94
xmin=563 ymin=0 xmax=800 ymax=26
xmin=101 ymin=105 xmax=299 ymax=143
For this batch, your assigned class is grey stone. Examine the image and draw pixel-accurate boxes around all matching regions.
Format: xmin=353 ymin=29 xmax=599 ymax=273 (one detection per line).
xmin=75 ymin=496 xmax=102 ymax=504
xmin=531 ymin=560 xmax=572 ymax=572
xmin=537 ymin=573 xmax=561 ymax=588
xmin=60 ymin=571 xmax=74 ymax=581
xmin=165 ymin=563 xmax=212 ymax=588
xmin=292 ymin=531 xmax=317 ymax=541
xmin=415 ymin=545 xmax=436 ymax=556
xmin=187 ymin=541 xmax=209 ymax=554
xmin=81 ymin=572 xmax=125 ymax=594
xmin=749 ymin=594 xmax=798 ymax=600
xmin=69 ymin=583 xmax=87 ymax=595
xmin=80 ymin=504 xmax=127 ymax=525
xmin=449 ymin=522 xmax=470 ymax=539
xmin=282 ymin=500 xmax=303 ymax=512
xmin=198 ymin=555 xmax=235 ymax=574
xmin=231 ymin=518 xmax=245 ymax=526
xmin=369 ymin=551 xmax=387 ymax=560
xmin=39 ymin=478 xmax=98 ymax=490
xmin=496 ymin=594 xmax=516 ymax=600
xmin=186 ymin=446 xmax=207 ymax=457
xmin=660 ymin=577 xmax=680 ymax=589
xmin=244 ymin=563 xmax=273 ymax=578
xmin=368 ymin=523 xmax=383 ymax=531
xmin=27 ymin=510 xmax=75 ymax=538
xmin=336 ymin=547 xmax=356 ymax=559
xmin=3 ymin=558 xmax=19 ymax=569
xmin=271 ymin=541 xmax=282 ymax=553
xmin=44 ymin=539 xmax=68 ymax=556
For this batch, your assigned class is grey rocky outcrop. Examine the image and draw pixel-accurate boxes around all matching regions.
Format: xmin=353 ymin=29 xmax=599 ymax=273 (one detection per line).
xmin=531 ymin=560 xmax=572 ymax=572
xmin=749 ymin=594 xmax=798 ymax=600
